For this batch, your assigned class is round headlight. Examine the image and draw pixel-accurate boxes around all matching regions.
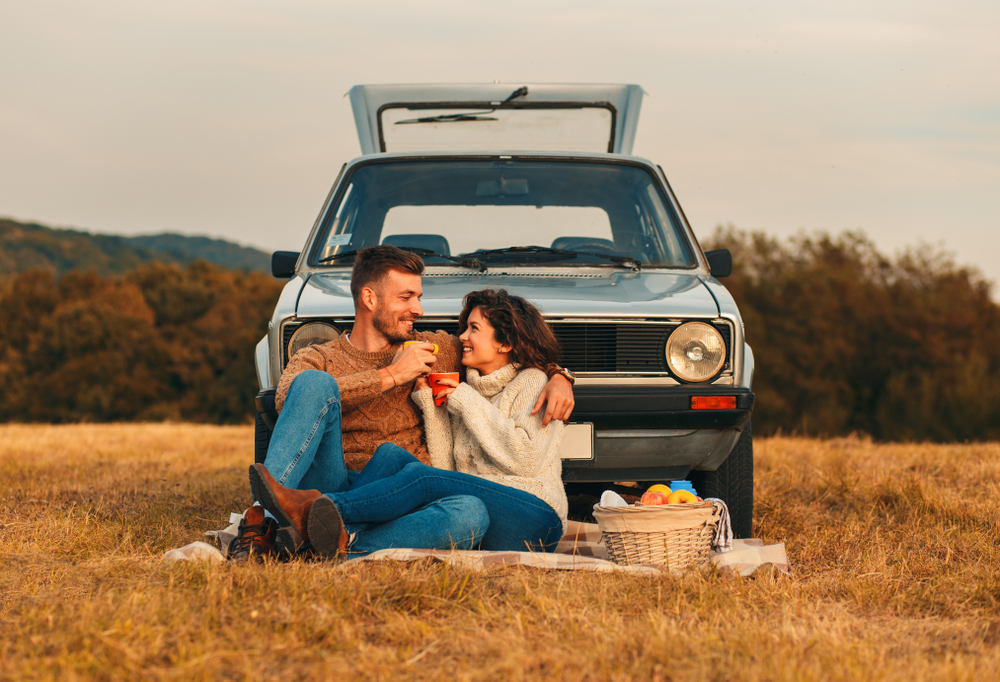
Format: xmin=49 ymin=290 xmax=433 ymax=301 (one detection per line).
xmin=665 ymin=322 xmax=726 ymax=382
xmin=288 ymin=322 xmax=341 ymax=361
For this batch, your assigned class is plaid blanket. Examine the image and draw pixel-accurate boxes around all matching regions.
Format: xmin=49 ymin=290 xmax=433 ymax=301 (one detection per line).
xmin=177 ymin=517 xmax=789 ymax=577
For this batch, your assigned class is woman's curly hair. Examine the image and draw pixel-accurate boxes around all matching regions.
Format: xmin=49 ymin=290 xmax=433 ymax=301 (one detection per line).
xmin=458 ymin=288 xmax=561 ymax=375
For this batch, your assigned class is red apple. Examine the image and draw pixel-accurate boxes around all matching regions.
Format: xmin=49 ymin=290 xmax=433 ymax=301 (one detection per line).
xmin=640 ymin=491 xmax=669 ymax=506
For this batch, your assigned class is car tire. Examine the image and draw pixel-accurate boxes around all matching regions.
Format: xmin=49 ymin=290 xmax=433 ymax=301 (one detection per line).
xmin=690 ymin=421 xmax=753 ymax=539
xmin=254 ymin=411 xmax=271 ymax=464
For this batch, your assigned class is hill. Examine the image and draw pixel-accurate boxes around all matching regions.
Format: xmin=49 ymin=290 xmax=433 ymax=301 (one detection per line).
xmin=0 ymin=217 xmax=271 ymax=276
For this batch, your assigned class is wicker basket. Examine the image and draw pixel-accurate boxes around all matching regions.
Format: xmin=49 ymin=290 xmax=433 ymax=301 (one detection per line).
xmin=593 ymin=501 xmax=721 ymax=571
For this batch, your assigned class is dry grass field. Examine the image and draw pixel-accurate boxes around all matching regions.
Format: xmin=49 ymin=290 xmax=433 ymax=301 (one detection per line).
xmin=1 ymin=424 xmax=998 ymax=681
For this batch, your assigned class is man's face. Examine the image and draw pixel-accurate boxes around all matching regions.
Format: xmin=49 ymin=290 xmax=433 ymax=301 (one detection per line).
xmin=371 ymin=269 xmax=424 ymax=344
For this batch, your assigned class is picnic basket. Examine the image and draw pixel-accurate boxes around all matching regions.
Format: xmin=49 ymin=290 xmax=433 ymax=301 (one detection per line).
xmin=593 ymin=501 xmax=721 ymax=571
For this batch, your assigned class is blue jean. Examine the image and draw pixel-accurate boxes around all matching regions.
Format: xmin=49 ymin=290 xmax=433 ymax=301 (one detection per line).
xmin=328 ymin=443 xmax=564 ymax=553
xmin=263 ymin=370 xmax=489 ymax=554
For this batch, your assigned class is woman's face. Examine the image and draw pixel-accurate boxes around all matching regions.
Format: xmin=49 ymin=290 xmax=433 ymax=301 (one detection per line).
xmin=458 ymin=307 xmax=512 ymax=375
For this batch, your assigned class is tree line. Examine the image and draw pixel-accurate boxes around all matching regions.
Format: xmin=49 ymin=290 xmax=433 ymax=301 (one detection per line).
xmin=705 ymin=227 xmax=1000 ymax=441
xmin=1 ymin=229 xmax=998 ymax=441
xmin=0 ymin=262 xmax=282 ymax=423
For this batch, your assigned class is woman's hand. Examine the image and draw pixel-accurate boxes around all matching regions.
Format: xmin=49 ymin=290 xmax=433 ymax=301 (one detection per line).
xmin=432 ymin=377 xmax=459 ymax=406
xmin=414 ymin=375 xmax=430 ymax=392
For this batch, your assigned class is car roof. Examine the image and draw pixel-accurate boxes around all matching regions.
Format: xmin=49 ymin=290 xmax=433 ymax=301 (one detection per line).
xmin=340 ymin=149 xmax=660 ymax=168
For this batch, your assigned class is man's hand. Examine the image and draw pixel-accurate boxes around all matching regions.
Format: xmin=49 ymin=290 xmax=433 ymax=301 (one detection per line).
xmin=384 ymin=342 xmax=438 ymax=386
xmin=531 ymin=373 xmax=575 ymax=426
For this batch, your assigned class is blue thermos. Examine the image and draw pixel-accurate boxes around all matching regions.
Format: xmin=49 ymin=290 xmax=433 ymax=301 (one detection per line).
xmin=670 ymin=480 xmax=698 ymax=496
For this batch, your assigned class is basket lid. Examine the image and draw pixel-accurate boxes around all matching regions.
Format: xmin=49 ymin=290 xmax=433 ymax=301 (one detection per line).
xmin=593 ymin=502 xmax=716 ymax=533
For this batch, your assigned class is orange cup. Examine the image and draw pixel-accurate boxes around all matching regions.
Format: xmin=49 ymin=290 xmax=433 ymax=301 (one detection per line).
xmin=404 ymin=340 xmax=439 ymax=354
xmin=427 ymin=372 xmax=459 ymax=406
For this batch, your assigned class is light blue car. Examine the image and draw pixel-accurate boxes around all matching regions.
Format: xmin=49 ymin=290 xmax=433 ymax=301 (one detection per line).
xmin=254 ymin=84 xmax=756 ymax=537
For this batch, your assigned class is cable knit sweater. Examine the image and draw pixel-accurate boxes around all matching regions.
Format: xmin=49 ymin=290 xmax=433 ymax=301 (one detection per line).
xmin=411 ymin=363 xmax=568 ymax=533
xmin=275 ymin=331 xmax=461 ymax=472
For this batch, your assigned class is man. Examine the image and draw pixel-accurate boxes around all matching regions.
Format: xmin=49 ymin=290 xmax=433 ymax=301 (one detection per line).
xmin=231 ymin=245 xmax=575 ymax=560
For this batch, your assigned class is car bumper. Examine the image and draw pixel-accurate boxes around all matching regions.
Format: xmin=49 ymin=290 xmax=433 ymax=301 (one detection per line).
xmin=256 ymin=389 xmax=278 ymax=430
xmin=571 ymin=385 xmax=753 ymax=430
xmin=256 ymin=384 xmax=754 ymax=481
xmin=562 ymin=385 xmax=753 ymax=481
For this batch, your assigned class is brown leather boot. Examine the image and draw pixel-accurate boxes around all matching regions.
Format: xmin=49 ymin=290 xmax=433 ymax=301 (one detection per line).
xmin=249 ymin=464 xmax=322 ymax=545
xmin=227 ymin=505 xmax=277 ymax=562
xmin=308 ymin=496 xmax=350 ymax=560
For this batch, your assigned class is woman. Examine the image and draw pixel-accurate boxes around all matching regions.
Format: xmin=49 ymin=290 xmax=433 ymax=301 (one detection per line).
xmin=250 ymin=288 xmax=568 ymax=558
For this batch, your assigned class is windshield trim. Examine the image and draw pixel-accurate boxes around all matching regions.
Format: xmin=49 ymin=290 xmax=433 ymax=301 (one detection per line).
xmin=376 ymin=101 xmax=617 ymax=154
xmin=306 ymin=155 xmax=701 ymax=273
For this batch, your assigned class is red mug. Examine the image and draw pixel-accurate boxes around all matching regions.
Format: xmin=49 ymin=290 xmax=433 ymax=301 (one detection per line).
xmin=427 ymin=372 xmax=459 ymax=406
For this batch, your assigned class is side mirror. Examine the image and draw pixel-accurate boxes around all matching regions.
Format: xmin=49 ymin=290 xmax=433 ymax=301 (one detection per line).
xmin=271 ymin=251 xmax=300 ymax=278
xmin=705 ymin=249 xmax=732 ymax=278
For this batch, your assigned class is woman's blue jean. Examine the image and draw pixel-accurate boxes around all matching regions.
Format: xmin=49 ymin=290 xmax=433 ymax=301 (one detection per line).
xmin=328 ymin=443 xmax=564 ymax=553
xmin=262 ymin=370 xmax=489 ymax=555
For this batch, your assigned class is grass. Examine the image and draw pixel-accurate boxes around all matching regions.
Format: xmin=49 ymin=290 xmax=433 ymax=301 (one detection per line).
xmin=1 ymin=424 xmax=999 ymax=681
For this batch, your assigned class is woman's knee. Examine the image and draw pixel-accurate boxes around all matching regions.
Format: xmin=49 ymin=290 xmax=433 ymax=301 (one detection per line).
xmin=374 ymin=443 xmax=421 ymax=466
xmin=375 ymin=442 xmax=410 ymax=457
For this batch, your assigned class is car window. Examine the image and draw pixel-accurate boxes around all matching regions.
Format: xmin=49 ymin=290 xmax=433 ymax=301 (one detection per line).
xmin=380 ymin=107 xmax=614 ymax=154
xmin=313 ymin=159 xmax=696 ymax=268
xmin=382 ymin=206 xmax=612 ymax=256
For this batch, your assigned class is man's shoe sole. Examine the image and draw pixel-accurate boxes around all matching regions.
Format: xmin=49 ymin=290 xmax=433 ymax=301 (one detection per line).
xmin=308 ymin=496 xmax=345 ymax=559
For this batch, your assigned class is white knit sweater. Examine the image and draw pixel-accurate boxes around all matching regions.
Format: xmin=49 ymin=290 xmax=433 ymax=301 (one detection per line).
xmin=411 ymin=364 xmax=568 ymax=534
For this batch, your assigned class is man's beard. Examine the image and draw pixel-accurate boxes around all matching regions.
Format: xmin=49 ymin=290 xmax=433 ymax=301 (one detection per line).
xmin=373 ymin=305 xmax=416 ymax=344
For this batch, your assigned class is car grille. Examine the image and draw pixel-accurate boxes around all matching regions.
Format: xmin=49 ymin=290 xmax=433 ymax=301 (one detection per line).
xmin=283 ymin=319 xmax=732 ymax=377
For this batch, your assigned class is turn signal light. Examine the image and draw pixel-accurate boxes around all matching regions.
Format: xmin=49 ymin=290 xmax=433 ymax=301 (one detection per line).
xmin=691 ymin=396 xmax=737 ymax=410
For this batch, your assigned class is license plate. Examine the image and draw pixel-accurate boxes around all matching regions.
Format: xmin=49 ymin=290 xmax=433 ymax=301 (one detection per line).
xmin=560 ymin=422 xmax=594 ymax=460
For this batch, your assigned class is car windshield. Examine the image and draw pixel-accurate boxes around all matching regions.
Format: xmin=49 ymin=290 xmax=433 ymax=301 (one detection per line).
xmin=311 ymin=159 xmax=697 ymax=268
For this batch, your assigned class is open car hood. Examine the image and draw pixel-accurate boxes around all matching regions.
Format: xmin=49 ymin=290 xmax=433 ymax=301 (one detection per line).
xmin=348 ymin=83 xmax=644 ymax=156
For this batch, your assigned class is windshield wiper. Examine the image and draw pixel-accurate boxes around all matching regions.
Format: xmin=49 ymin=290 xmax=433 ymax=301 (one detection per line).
xmin=463 ymin=245 xmax=641 ymax=270
xmin=394 ymin=86 xmax=529 ymax=125
xmin=393 ymin=247 xmax=486 ymax=272
xmin=317 ymin=249 xmax=360 ymax=264
xmin=396 ymin=112 xmax=498 ymax=124
xmin=318 ymin=247 xmax=485 ymax=271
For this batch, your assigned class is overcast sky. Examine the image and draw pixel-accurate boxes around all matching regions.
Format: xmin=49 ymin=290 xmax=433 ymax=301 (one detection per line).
xmin=2 ymin=0 xmax=998 ymax=287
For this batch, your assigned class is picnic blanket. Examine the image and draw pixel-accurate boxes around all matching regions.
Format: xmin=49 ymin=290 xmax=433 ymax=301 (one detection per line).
xmin=165 ymin=514 xmax=790 ymax=577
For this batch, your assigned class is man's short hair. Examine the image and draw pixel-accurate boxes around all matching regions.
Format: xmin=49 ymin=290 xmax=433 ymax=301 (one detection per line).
xmin=350 ymin=245 xmax=425 ymax=305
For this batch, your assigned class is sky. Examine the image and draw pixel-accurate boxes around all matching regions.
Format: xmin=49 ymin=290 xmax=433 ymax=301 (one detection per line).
xmin=2 ymin=0 xmax=998 ymax=287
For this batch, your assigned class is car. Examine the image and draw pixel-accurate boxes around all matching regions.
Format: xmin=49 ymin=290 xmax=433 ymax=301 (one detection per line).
xmin=253 ymin=84 xmax=756 ymax=537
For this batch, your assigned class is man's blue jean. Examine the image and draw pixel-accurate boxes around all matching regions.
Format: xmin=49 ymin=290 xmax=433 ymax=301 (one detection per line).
xmin=328 ymin=443 xmax=564 ymax=553
xmin=263 ymin=370 xmax=489 ymax=555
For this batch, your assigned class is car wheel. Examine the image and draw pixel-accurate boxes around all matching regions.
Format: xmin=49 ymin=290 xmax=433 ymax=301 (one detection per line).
xmin=254 ymin=411 xmax=271 ymax=464
xmin=690 ymin=421 xmax=753 ymax=539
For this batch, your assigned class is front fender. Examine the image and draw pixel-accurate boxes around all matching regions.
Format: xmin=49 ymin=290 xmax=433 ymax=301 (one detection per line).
xmin=255 ymin=336 xmax=271 ymax=389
